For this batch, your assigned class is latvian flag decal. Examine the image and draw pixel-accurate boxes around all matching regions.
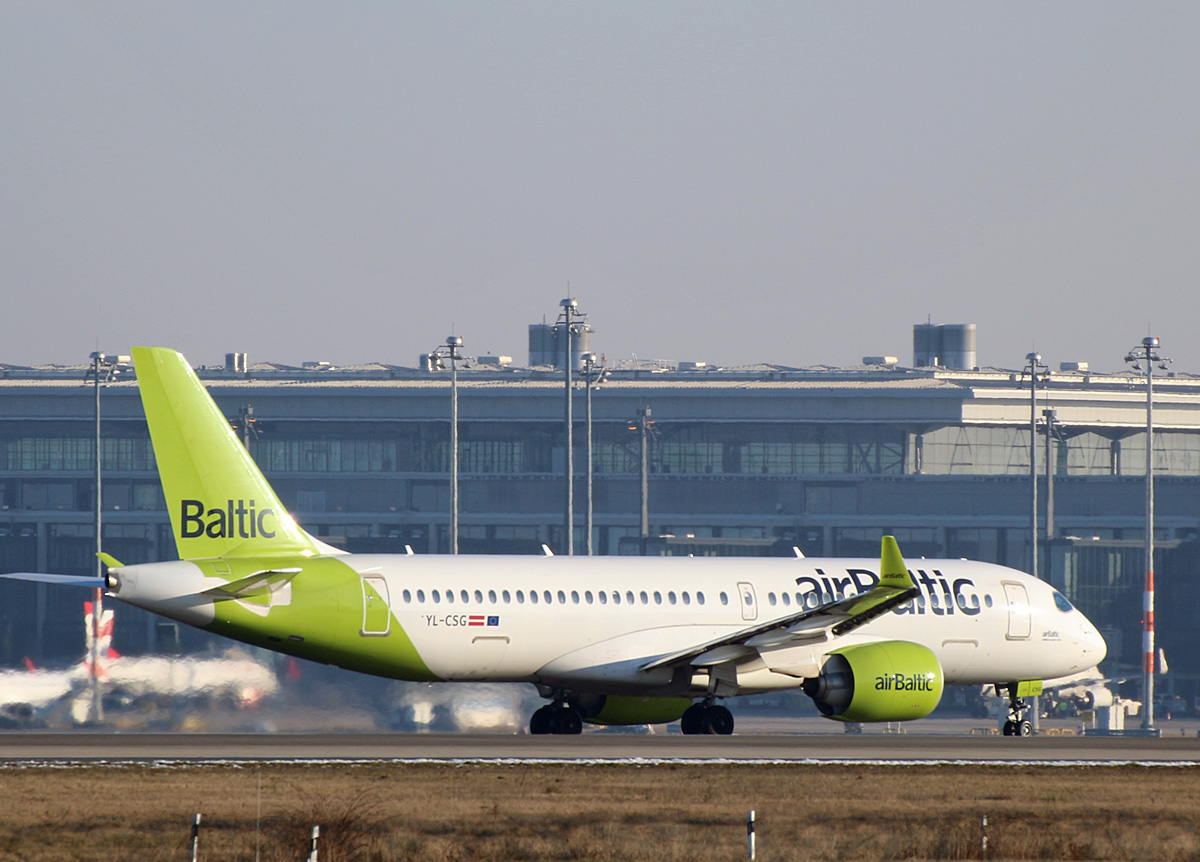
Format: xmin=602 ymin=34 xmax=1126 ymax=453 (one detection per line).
xmin=469 ymin=615 xmax=501 ymax=627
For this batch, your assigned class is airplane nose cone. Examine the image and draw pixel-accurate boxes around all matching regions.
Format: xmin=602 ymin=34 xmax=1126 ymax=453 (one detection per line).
xmin=1082 ymin=619 xmax=1108 ymax=665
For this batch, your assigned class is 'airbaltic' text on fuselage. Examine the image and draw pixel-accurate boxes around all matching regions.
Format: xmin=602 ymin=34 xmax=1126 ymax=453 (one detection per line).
xmin=181 ymin=499 xmax=277 ymax=539
xmin=795 ymin=569 xmax=984 ymax=616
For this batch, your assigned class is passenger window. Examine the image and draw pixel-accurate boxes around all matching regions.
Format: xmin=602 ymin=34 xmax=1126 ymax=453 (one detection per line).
xmin=585 ymin=591 xmax=594 ymax=604
xmin=432 ymin=590 xmax=441 ymax=604
xmin=654 ymin=591 xmax=662 ymax=605
xmin=668 ymin=591 xmax=677 ymax=605
xmin=782 ymin=593 xmax=791 ymax=606
xmin=488 ymin=590 xmax=497 ymax=603
xmin=542 ymin=590 xmax=551 ymax=604
xmin=502 ymin=590 xmax=511 ymax=604
xmin=720 ymin=592 xmax=729 ymax=605
xmin=474 ymin=590 xmax=483 ymax=603
xmin=402 ymin=589 xmax=412 ymax=603
xmin=531 ymin=591 xmax=539 ymax=605
xmin=516 ymin=590 xmax=524 ymax=604
xmin=572 ymin=590 xmax=580 ymax=604
xmin=446 ymin=590 xmax=454 ymax=604
xmin=599 ymin=591 xmax=607 ymax=605
xmin=461 ymin=590 xmax=469 ymax=603
xmin=768 ymin=593 xmax=777 ymax=606
xmin=640 ymin=591 xmax=648 ymax=604
xmin=416 ymin=589 xmax=425 ymax=603
xmin=697 ymin=592 xmax=705 ymax=605
xmin=558 ymin=590 xmax=567 ymax=604
xmin=626 ymin=591 xmax=635 ymax=604
xmin=613 ymin=591 xmax=621 ymax=605
xmin=682 ymin=592 xmax=690 ymax=605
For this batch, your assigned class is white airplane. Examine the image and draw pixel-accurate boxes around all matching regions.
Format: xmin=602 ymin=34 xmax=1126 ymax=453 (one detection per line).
xmin=2 ymin=347 xmax=1107 ymax=736
xmin=0 ymin=601 xmax=117 ymax=725
xmin=0 ymin=598 xmax=278 ymax=726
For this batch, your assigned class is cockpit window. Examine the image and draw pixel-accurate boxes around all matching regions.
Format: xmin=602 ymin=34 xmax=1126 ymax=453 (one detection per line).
xmin=1052 ymin=591 xmax=1074 ymax=613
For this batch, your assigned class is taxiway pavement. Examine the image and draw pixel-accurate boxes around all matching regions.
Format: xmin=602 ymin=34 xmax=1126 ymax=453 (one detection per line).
xmin=2 ymin=731 xmax=1198 ymax=764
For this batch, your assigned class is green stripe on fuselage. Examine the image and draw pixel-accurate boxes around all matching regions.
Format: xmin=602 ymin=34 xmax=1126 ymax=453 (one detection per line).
xmin=198 ymin=555 xmax=437 ymax=682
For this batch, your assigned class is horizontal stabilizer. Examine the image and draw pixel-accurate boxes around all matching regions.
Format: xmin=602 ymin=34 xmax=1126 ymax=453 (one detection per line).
xmin=1 ymin=572 xmax=107 ymax=588
xmin=201 ymin=568 xmax=302 ymax=602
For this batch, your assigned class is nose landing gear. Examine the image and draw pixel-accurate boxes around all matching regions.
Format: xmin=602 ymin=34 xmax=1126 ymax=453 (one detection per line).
xmin=1000 ymin=682 xmax=1033 ymax=737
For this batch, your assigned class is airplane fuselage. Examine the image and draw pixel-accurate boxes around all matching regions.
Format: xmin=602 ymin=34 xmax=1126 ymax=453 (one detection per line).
xmin=108 ymin=552 xmax=1106 ymax=698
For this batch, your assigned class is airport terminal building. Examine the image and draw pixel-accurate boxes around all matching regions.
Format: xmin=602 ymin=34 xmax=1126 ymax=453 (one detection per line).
xmin=3 ymin=324 xmax=1200 ymax=702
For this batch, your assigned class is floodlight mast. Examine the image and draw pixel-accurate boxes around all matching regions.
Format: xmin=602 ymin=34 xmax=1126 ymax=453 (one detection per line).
xmin=430 ymin=336 xmax=463 ymax=554
xmin=86 ymin=351 xmax=127 ymax=723
xmin=581 ymin=353 xmax=602 ymax=556
xmin=1021 ymin=352 xmax=1049 ymax=736
xmin=1125 ymin=335 xmax=1169 ymax=731
xmin=447 ymin=336 xmax=462 ymax=555
xmin=556 ymin=298 xmax=586 ymax=555
xmin=1021 ymin=353 xmax=1048 ymax=580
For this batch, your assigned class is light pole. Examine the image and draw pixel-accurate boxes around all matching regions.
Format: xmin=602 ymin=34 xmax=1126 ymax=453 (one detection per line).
xmin=581 ymin=353 xmax=604 ymax=556
xmin=85 ymin=351 xmax=127 ymax=724
xmin=431 ymin=336 xmax=463 ymax=554
xmin=1021 ymin=353 xmax=1049 ymax=579
xmin=1020 ymin=352 xmax=1048 ymax=735
xmin=631 ymin=406 xmax=654 ymax=546
xmin=555 ymin=298 xmax=587 ymax=555
xmin=1125 ymin=336 xmax=1169 ymax=730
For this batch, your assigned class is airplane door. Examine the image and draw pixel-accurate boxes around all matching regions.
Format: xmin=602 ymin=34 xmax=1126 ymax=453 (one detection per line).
xmin=1003 ymin=582 xmax=1031 ymax=640
xmin=361 ymin=576 xmax=391 ymax=636
xmin=737 ymin=582 xmax=758 ymax=622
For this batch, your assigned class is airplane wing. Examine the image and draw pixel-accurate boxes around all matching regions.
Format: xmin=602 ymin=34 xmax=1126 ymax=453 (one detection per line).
xmin=640 ymin=536 xmax=918 ymax=673
xmin=0 ymin=572 xmax=107 ymax=588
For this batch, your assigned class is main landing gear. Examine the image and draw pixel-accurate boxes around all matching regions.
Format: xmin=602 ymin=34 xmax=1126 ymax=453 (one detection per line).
xmin=529 ymin=699 xmax=583 ymax=735
xmin=1000 ymin=683 xmax=1033 ymax=737
xmin=679 ymin=699 xmax=734 ymax=735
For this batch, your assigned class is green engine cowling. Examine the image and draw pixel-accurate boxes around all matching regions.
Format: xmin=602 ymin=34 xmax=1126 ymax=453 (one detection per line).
xmin=570 ymin=694 xmax=692 ymax=726
xmin=802 ymin=641 xmax=944 ymax=722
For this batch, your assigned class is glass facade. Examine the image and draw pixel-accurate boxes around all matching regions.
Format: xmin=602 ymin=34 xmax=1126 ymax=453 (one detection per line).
xmin=917 ymin=427 xmax=1200 ymax=477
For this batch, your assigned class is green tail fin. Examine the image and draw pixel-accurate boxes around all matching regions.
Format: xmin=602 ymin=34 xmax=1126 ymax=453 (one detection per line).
xmin=132 ymin=347 xmax=328 ymax=560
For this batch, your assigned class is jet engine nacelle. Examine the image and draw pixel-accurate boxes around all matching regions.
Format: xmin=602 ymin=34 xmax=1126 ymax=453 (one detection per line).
xmin=803 ymin=641 xmax=944 ymax=722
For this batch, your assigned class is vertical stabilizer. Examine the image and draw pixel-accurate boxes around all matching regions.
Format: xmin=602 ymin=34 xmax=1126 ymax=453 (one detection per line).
xmin=132 ymin=347 xmax=329 ymax=560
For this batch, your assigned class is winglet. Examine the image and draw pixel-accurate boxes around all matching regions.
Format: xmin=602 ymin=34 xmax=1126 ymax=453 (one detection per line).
xmin=879 ymin=535 xmax=914 ymax=590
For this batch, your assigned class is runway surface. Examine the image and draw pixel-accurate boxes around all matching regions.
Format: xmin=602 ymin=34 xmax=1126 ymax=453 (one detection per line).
xmin=3 ymin=731 xmax=1199 ymax=764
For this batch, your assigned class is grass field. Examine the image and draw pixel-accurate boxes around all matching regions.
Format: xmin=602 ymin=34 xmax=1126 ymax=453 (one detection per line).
xmin=1 ymin=762 xmax=1197 ymax=861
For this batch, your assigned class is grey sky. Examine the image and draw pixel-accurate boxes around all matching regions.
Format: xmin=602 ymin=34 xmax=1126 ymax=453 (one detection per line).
xmin=3 ymin=3 xmax=1199 ymax=371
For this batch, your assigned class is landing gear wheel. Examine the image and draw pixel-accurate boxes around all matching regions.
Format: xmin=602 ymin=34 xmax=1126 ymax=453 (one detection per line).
xmin=702 ymin=705 xmax=734 ymax=735
xmin=1002 ymin=720 xmax=1016 ymax=736
xmin=680 ymin=703 xmax=734 ymax=735
xmin=680 ymin=704 xmax=705 ymax=735
xmin=557 ymin=707 xmax=583 ymax=735
xmin=530 ymin=703 xmax=583 ymax=735
xmin=530 ymin=705 xmax=555 ymax=735
xmin=1017 ymin=719 xmax=1033 ymax=737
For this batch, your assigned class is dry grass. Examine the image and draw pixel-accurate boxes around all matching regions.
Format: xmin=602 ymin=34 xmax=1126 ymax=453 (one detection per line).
xmin=1 ymin=762 xmax=1198 ymax=861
